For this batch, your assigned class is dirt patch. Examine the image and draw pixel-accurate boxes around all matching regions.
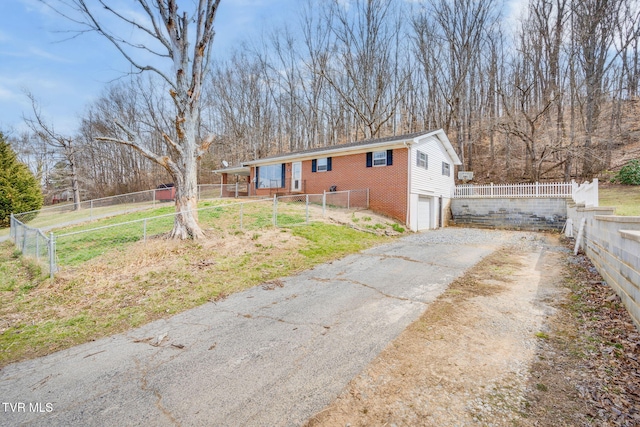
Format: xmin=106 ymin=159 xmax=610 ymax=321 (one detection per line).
xmin=305 ymin=234 xmax=640 ymax=426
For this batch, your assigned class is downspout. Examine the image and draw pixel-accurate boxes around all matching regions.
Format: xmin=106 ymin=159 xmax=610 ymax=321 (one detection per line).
xmin=404 ymin=140 xmax=412 ymax=229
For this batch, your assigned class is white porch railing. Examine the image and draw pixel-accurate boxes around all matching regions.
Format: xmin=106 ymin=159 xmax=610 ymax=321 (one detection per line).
xmin=453 ymin=179 xmax=599 ymax=207
xmin=572 ymin=179 xmax=599 ymax=207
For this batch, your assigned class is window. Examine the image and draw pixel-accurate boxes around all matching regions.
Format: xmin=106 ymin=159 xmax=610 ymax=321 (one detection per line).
xmin=373 ymin=151 xmax=387 ymax=166
xmin=417 ymin=151 xmax=428 ymax=169
xmin=442 ymin=162 xmax=450 ymax=176
xmin=256 ymin=164 xmax=285 ymax=188
xmin=312 ymin=157 xmax=332 ymax=172
xmin=366 ymin=150 xmax=393 ymax=167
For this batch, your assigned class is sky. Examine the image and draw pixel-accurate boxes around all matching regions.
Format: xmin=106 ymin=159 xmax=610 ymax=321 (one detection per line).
xmin=0 ymin=0 xmax=302 ymax=136
xmin=0 ymin=0 xmax=526 ymax=138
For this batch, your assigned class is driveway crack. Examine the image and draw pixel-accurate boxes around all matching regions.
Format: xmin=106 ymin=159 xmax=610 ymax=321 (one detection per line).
xmin=134 ymin=354 xmax=182 ymax=426
xmin=360 ymin=253 xmax=459 ymax=270
xmin=215 ymin=308 xmax=333 ymax=330
xmin=333 ymin=278 xmax=427 ymax=305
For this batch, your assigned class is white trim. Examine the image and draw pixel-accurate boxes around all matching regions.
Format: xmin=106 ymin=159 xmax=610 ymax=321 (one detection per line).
xmin=242 ymin=129 xmax=460 ymax=167
xmin=291 ymin=161 xmax=302 ymax=192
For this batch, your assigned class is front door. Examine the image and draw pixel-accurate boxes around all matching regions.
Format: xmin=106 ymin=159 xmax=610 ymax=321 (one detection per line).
xmin=291 ymin=162 xmax=302 ymax=192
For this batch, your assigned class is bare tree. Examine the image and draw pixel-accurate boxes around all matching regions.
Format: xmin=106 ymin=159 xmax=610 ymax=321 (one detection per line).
xmin=24 ymin=93 xmax=82 ymax=210
xmin=572 ymin=0 xmax=625 ymax=177
xmin=318 ymin=0 xmax=408 ymax=139
xmin=47 ymin=0 xmax=221 ymax=238
xmin=412 ymin=0 xmax=500 ymax=170
xmin=78 ymin=78 xmax=172 ymax=197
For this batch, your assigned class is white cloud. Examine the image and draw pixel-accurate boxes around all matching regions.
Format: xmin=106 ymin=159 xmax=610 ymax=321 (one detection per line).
xmin=28 ymin=46 xmax=73 ymax=63
xmin=0 ymin=85 xmax=17 ymax=101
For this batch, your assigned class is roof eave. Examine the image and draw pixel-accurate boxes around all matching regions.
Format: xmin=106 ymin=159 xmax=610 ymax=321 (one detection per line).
xmin=242 ymin=139 xmax=412 ymax=166
xmin=211 ymin=166 xmax=251 ymax=175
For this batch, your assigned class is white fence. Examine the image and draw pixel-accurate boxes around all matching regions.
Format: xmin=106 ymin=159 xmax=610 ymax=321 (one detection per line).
xmin=453 ymin=182 xmax=573 ymax=198
xmin=453 ymin=179 xmax=599 ymax=207
xmin=572 ymin=179 xmax=599 ymax=207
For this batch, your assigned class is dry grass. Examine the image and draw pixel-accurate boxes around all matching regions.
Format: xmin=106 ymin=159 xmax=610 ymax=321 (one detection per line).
xmin=599 ymin=183 xmax=640 ymax=216
xmin=0 ymin=217 xmax=394 ymax=367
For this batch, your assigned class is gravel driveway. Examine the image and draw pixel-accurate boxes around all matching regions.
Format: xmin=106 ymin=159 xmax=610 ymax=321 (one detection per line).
xmin=0 ymin=228 xmax=512 ymax=426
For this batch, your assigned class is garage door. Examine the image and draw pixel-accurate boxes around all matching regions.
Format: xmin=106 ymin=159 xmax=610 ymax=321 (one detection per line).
xmin=417 ymin=196 xmax=431 ymax=230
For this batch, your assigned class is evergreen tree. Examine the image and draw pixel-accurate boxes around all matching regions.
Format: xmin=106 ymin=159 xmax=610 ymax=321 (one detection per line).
xmin=0 ymin=133 xmax=44 ymax=227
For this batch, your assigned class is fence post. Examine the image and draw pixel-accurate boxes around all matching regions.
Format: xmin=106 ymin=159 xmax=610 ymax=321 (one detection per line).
xmin=490 ymin=183 xmax=494 ymax=197
xmin=90 ymin=200 xmax=94 ymax=220
xmin=535 ymin=182 xmax=539 ymax=197
xmin=322 ymin=191 xmax=326 ymax=217
xmin=143 ymin=219 xmax=147 ymax=243
xmin=35 ymin=232 xmax=40 ymax=262
xmin=235 ymin=182 xmax=239 ymax=198
xmin=306 ymin=195 xmax=309 ymax=224
xmin=198 ymin=184 xmax=201 ymax=201
xmin=273 ymin=195 xmax=277 ymax=226
xmin=49 ymin=233 xmax=56 ymax=279
xmin=153 ymin=189 xmax=156 ymax=207
xmin=21 ymin=225 xmax=27 ymax=253
xmin=220 ymin=184 xmax=223 ymax=198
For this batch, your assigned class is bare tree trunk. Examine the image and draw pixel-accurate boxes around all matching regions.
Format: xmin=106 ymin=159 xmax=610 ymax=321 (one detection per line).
xmin=52 ymin=0 xmax=222 ymax=239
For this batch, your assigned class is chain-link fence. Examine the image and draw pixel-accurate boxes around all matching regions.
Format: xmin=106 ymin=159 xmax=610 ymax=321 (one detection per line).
xmin=324 ymin=189 xmax=369 ymax=210
xmin=198 ymin=183 xmax=249 ymax=199
xmin=12 ymin=184 xmax=250 ymax=233
xmin=274 ymin=189 xmax=369 ymax=227
xmin=10 ymin=214 xmax=56 ymax=278
xmin=9 ymin=189 xmax=369 ymax=278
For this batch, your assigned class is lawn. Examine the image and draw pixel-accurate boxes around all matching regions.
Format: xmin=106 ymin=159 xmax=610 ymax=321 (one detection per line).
xmin=598 ymin=184 xmax=640 ymax=216
xmin=0 ymin=203 xmax=397 ymax=368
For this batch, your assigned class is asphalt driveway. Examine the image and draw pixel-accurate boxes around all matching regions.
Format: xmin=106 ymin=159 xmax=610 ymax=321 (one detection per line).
xmin=0 ymin=228 xmax=512 ymax=426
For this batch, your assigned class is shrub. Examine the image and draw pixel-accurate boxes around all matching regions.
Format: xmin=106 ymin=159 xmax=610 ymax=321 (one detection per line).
xmin=613 ymin=159 xmax=640 ymax=185
xmin=0 ymin=134 xmax=44 ymax=227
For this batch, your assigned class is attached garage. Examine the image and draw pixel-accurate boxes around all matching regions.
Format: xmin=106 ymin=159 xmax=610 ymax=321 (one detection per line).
xmin=406 ymin=132 xmax=460 ymax=232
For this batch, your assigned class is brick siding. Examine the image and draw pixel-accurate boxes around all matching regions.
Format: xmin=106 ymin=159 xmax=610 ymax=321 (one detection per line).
xmin=250 ymin=148 xmax=409 ymax=223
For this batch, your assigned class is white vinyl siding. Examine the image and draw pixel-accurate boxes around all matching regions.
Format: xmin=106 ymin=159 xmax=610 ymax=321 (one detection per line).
xmin=408 ymin=135 xmax=457 ymax=232
xmin=410 ymin=136 xmax=456 ymax=196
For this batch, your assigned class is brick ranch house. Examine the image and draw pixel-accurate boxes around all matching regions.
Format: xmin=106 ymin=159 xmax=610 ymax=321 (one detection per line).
xmin=215 ymin=129 xmax=462 ymax=231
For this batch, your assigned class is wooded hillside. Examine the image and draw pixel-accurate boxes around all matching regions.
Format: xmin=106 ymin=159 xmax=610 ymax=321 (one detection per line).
xmin=10 ymin=0 xmax=640 ymax=199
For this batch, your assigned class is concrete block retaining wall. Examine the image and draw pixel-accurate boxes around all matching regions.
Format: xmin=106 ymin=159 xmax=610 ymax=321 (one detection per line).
xmin=567 ymin=202 xmax=640 ymax=329
xmin=450 ymin=198 xmax=568 ymax=231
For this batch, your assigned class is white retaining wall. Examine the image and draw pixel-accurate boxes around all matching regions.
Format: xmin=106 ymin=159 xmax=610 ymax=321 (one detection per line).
xmin=568 ymin=202 xmax=640 ymax=329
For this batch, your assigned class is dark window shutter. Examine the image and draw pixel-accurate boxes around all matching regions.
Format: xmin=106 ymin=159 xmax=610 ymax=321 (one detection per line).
xmin=255 ymin=167 xmax=259 ymax=189
xmin=311 ymin=159 xmax=317 ymax=172
xmin=327 ymin=157 xmax=332 ymax=171
xmin=366 ymin=152 xmax=373 ymax=168
xmin=386 ymin=149 xmax=393 ymax=166
xmin=281 ymin=164 xmax=286 ymax=188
